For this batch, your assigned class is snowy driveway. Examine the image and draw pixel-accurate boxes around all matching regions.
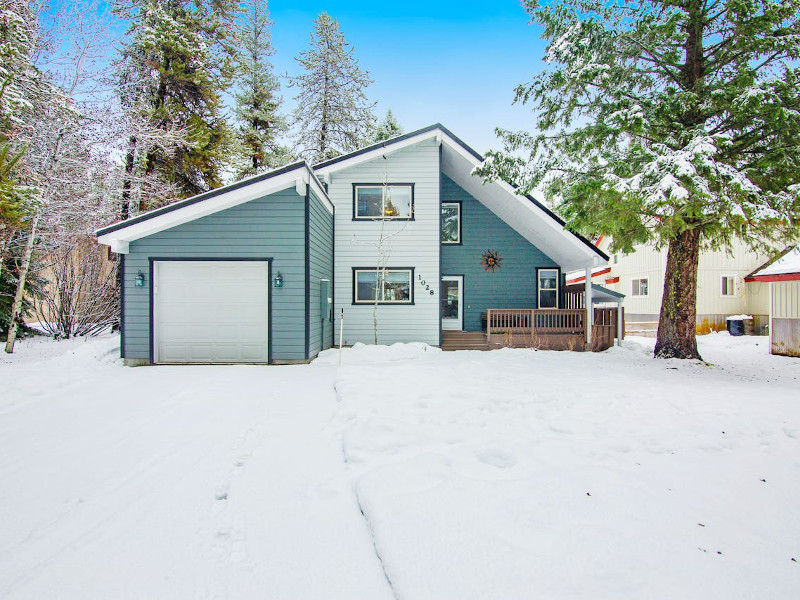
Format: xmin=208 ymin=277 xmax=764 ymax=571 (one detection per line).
xmin=2 ymin=334 xmax=800 ymax=599
xmin=0 ymin=339 xmax=392 ymax=600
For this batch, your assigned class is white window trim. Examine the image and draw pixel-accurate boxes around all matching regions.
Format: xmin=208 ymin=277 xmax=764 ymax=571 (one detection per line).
xmin=353 ymin=268 xmax=414 ymax=304
xmin=537 ymin=268 xmax=560 ymax=309
xmin=631 ymin=277 xmax=649 ymax=297
xmin=720 ymin=274 xmax=736 ymax=297
xmin=441 ymin=202 xmax=461 ymax=244
xmin=353 ymin=184 xmax=414 ymax=220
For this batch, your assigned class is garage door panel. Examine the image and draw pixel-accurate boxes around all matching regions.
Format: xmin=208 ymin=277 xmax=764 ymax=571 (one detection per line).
xmin=154 ymin=261 xmax=269 ymax=364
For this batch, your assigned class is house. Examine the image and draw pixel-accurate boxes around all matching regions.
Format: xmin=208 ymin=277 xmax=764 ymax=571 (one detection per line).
xmin=567 ymin=237 xmax=774 ymax=335
xmin=745 ymin=247 xmax=800 ymax=357
xmin=96 ymin=124 xmax=609 ymax=365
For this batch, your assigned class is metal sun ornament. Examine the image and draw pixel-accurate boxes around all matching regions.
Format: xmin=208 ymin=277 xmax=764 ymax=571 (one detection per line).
xmin=481 ymin=249 xmax=502 ymax=272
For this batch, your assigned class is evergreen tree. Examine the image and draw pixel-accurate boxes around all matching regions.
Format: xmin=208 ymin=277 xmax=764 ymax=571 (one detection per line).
xmin=291 ymin=12 xmax=376 ymax=164
xmin=0 ymin=0 xmax=42 ymax=337
xmin=232 ymin=0 xmax=288 ymax=179
xmin=115 ymin=0 xmax=240 ymax=199
xmin=475 ymin=0 xmax=800 ymax=359
xmin=373 ymin=109 xmax=403 ymax=142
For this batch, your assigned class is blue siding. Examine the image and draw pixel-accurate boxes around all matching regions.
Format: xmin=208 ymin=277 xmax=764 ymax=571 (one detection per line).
xmin=440 ymin=174 xmax=558 ymax=331
xmin=123 ymin=189 xmax=306 ymax=362
xmin=307 ymin=191 xmax=334 ymax=357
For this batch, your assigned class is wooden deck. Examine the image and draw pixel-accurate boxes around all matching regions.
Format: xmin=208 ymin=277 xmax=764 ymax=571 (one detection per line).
xmin=441 ymin=308 xmax=621 ymax=352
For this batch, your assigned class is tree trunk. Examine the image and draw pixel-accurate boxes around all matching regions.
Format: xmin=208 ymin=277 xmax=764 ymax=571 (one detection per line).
xmin=0 ymin=232 xmax=6 ymax=284
xmin=121 ymin=136 xmax=136 ymax=221
xmin=654 ymin=227 xmax=702 ymax=360
xmin=4 ymin=212 xmax=39 ymax=353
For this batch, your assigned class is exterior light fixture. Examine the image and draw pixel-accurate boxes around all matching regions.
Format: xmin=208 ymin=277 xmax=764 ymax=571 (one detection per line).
xmin=135 ymin=270 xmax=145 ymax=287
xmin=274 ymin=271 xmax=284 ymax=288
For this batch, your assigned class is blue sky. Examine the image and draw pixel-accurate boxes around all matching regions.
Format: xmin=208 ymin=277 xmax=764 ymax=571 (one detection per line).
xmin=57 ymin=1 xmax=548 ymax=154
xmin=267 ymin=0 xmax=547 ymax=152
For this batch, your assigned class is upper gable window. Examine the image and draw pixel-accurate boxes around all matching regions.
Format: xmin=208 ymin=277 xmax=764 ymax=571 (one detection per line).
xmin=353 ymin=184 xmax=413 ymax=220
xmin=441 ymin=202 xmax=461 ymax=244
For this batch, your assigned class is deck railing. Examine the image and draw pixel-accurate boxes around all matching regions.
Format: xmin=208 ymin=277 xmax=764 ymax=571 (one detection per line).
xmin=486 ymin=309 xmax=586 ymax=344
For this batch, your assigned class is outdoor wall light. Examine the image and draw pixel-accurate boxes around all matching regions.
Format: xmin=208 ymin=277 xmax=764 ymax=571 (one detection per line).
xmin=135 ymin=270 xmax=145 ymax=287
xmin=274 ymin=271 xmax=284 ymax=288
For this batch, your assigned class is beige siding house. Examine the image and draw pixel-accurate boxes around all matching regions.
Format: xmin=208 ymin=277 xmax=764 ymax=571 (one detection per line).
xmin=568 ymin=237 xmax=774 ymax=335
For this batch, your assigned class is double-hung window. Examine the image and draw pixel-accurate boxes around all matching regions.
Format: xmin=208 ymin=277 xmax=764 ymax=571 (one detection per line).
xmin=631 ymin=278 xmax=649 ymax=297
xmin=721 ymin=275 xmax=735 ymax=297
xmin=441 ymin=202 xmax=461 ymax=244
xmin=538 ymin=268 xmax=559 ymax=308
xmin=354 ymin=184 xmax=413 ymax=220
xmin=353 ymin=268 xmax=414 ymax=304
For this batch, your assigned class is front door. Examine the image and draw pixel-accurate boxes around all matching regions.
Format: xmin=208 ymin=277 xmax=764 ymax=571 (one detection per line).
xmin=441 ymin=276 xmax=463 ymax=330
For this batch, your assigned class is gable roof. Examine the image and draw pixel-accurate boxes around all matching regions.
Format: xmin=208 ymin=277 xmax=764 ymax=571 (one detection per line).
xmin=746 ymin=246 xmax=800 ymax=282
xmin=96 ymin=124 xmax=607 ymax=269
xmin=315 ymin=123 xmax=607 ymax=271
xmin=96 ymin=161 xmax=330 ymax=253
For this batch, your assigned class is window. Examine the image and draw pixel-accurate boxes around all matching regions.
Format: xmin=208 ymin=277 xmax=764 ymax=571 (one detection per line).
xmin=538 ymin=268 xmax=559 ymax=308
xmin=353 ymin=268 xmax=413 ymax=304
xmin=354 ymin=184 xmax=413 ymax=220
xmin=441 ymin=202 xmax=461 ymax=244
xmin=632 ymin=278 xmax=649 ymax=296
xmin=721 ymin=275 xmax=735 ymax=297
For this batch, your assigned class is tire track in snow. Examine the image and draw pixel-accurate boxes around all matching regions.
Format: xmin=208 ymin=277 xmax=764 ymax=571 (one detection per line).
xmin=333 ymin=376 xmax=400 ymax=600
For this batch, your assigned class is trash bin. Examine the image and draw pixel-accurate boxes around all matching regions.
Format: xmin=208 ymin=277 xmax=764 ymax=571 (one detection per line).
xmin=726 ymin=317 xmax=745 ymax=336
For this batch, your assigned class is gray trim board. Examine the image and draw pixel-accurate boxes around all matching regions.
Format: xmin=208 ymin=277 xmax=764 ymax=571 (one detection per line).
xmin=438 ymin=144 xmax=443 ymax=346
xmin=119 ymin=253 xmax=125 ymax=358
xmin=304 ymin=185 xmax=311 ymax=360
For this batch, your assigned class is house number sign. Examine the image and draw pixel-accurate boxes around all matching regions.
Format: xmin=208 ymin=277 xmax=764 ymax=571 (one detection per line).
xmin=417 ymin=274 xmax=435 ymax=295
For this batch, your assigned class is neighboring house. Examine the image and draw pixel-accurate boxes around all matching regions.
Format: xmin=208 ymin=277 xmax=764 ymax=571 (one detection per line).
xmin=567 ymin=237 xmax=773 ymax=335
xmin=96 ymin=124 xmax=608 ymax=365
xmin=745 ymin=247 xmax=800 ymax=357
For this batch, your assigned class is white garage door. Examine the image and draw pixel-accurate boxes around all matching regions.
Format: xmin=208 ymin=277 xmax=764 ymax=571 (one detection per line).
xmin=154 ymin=261 xmax=269 ymax=363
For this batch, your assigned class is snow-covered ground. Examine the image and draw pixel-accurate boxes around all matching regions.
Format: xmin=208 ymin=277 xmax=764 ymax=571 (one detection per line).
xmin=1 ymin=334 xmax=798 ymax=599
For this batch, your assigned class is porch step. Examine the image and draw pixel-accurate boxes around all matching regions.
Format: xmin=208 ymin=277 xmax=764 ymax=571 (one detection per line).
xmin=441 ymin=331 xmax=489 ymax=351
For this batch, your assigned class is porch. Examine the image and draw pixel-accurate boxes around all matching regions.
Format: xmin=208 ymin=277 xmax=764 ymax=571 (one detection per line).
xmin=441 ymin=307 xmax=623 ymax=352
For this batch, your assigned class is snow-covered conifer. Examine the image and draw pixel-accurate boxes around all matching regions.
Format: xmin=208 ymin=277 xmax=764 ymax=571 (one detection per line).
xmin=475 ymin=0 xmax=800 ymax=359
xmin=290 ymin=13 xmax=376 ymax=163
xmin=231 ymin=0 xmax=289 ymax=179
xmin=114 ymin=0 xmax=240 ymax=199
xmin=373 ymin=109 xmax=403 ymax=142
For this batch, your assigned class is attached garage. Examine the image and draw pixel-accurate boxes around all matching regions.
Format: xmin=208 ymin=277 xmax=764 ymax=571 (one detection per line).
xmin=153 ymin=260 xmax=270 ymax=363
xmin=96 ymin=162 xmax=334 ymax=365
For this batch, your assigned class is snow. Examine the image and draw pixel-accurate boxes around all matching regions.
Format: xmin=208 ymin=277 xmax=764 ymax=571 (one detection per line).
xmin=753 ymin=246 xmax=800 ymax=277
xmin=2 ymin=333 xmax=799 ymax=598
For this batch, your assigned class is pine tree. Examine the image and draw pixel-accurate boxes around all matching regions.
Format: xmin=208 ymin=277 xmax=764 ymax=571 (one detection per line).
xmin=475 ymin=0 xmax=800 ymax=360
xmin=232 ymin=0 xmax=288 ymax=179
xmin=373 ymin=109 xmax=403 ymax=142
xmin=115 ymin=0 xmax=240 ymax=199
xmin=0 ymin=0 xmax=43 ymax=338
xmin=291 ymin=13 xmax=376 ymax=164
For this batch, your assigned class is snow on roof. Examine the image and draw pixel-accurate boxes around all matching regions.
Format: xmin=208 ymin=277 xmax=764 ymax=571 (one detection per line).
xmin=752 ymin=246 xmax=800 ymax=277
